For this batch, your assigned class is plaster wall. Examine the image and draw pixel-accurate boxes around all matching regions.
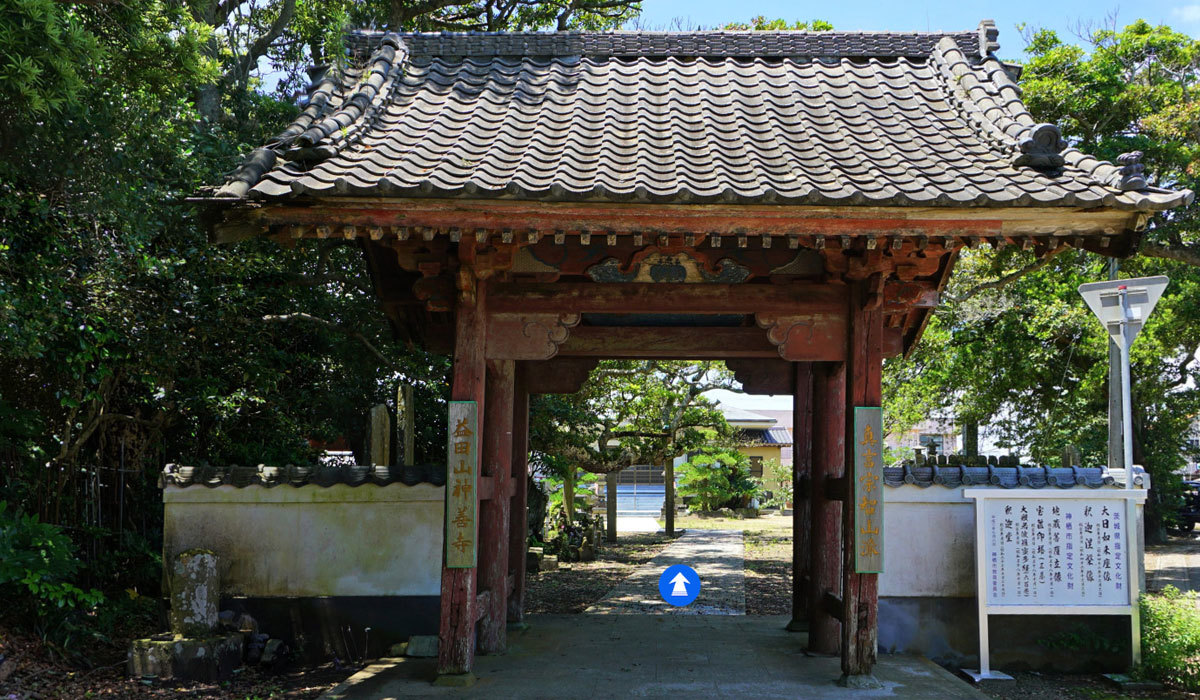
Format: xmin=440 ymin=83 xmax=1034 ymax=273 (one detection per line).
xmin=878 ymin=484 xmax=1146 ymax=670
xmin=163 ymin=483 xmax=443 ymax=597
xmin=879 ymin=486 xmax=976 ymax=597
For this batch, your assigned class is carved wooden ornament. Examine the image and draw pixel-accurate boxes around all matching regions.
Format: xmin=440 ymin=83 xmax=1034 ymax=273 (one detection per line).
xmin=755 ymin=313 xmax=847 ymax=362
xmin=486 ymin=313 xmax=581 ymax=360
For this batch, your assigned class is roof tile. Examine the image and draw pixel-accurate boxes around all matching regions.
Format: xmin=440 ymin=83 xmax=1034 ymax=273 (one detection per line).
xmin=213 ymin=28 xmax=1192 ymax=212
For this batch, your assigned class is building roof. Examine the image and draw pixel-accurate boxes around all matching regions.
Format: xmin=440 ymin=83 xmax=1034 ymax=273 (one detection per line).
xmin=734 ymin=427 xmax=793 ymax=446
xmin=161 ymin=463 xmax=447 ymax=488
xmin=720 ymin=404 xmax=776 ymax=425
xmin=216 ymin=24 xmax=1191 ymax=212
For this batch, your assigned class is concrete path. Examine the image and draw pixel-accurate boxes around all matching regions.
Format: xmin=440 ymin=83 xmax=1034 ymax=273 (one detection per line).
xmin=320 ymin=615 xmax=989 ymax=699
xmin=1146 ymin=536 xmax=1200 ymax=593
xmin=585 ymin=529 xmax=744 ymax=615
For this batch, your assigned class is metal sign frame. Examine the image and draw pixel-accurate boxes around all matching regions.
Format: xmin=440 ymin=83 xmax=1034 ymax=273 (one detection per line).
xmin=963 ymin=488 xmax=1146 ymax=681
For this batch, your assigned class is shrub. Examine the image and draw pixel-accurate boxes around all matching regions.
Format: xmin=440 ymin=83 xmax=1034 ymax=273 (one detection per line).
xmin=0 ymin=501 xmax=103 ymax=622
xmin=1139 ymin=585 xmax=1200 ymax=690
xmin=677 ymin=449 xmax=760 ymax=512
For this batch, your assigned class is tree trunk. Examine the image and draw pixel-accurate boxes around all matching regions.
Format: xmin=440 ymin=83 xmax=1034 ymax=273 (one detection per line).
xmin=664 ymin=459 xmax=675 ymax=536
xmin=564 ymin=468 xmax=575 ymax=523
xmin=606 ymin=471 xmax=618 ymax=542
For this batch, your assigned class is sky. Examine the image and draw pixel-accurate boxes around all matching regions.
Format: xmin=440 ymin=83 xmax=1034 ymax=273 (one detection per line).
xmin=631 ymin=1 xmax=1200 ymax=49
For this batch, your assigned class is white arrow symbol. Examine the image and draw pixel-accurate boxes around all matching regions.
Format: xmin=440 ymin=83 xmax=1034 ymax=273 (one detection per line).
xmin=669 ymin=572 xmax=690 ymax=597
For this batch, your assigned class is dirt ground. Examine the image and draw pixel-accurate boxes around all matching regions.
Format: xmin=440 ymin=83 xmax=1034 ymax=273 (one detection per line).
xmin=0 ymin=624 xmax=349 ymax=699
xmin=525 ymin=532 xmax=672 ymax=614
xmin=977 ymin=671 xmax=1197 ymax=699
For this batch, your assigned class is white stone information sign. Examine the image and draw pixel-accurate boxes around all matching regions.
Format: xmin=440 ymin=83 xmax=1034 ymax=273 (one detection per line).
xmin=983 ymin=498 xmax=1128 ymax=606
xmin=964 ymin=488 xmax=1146 ymax=681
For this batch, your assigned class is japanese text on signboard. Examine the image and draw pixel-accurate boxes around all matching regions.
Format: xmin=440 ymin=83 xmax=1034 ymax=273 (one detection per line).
xmin=854 ymin=407 xmax=883 ymax=574
xmin=985 ymin=499 xmax=1128 ymax=606
xmin=445 ymin=401 xmax=477 ymax=568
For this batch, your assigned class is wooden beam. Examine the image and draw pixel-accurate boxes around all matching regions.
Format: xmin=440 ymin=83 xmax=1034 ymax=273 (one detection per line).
xmin=488 ymin=282 xmax=846 ymax=316
xmin=438 ymin=282 xmax=486 ymax=677
xmin=523 ymin=358 xmax=598 ymax=394
xmin=841 ymin=282 xmax=882 ymax=678
xmin=822 ymin=591 xmax=845 ymax=623
xmin=507 ymin=368 xmax=531 ymax=624
xmin=824 ymin=476 xmax=848 ymax=502
xmin=726 ymin=358 xmax=793 ymax=394
xmin=557 ymin=326 xmax=840 ymax=360
xmin=808 ymin=362 xmax=845 ymax=655
xmin=789 ymin=363 xmax=814 ymax=631
xmin=216 ymin=197 xmax=1136 ymax=245
xmin=478 ymin=359 xmax=514 ymax=655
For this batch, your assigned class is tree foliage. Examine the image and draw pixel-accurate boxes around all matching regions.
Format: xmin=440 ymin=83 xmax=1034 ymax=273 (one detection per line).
xmin=883 ymin=21 xmax=1200 ymax=533
xmin=529 ymin=361 xmax=733 ymax=479
xmin=721 ymin=17 xmax=832 ymax=31
xmin=677 ymin=448 xmax=759 ymax=512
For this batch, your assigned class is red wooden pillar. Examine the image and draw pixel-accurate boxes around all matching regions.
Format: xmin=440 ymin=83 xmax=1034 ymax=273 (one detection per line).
xmin=507 ymin=365 xmax=531 ymax=626
xmin=808 ymin=361 xmax=845 ymax=654
xmin=841 ymin=281 xmax=883 ymax=679
xmin=437 ymin=281 xmax=486 ymax=678
xmin=478 ymin=359 xmax=514 ymax=654
xmin=788 ymin=362 xmax=813 ymax=631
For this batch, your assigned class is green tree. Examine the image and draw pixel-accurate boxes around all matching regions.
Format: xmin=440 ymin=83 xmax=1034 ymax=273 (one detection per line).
xmin=722 ymin=17 xmax=832 ymax=31
xmin=882 ymin=21 xmax=1200 ymax=536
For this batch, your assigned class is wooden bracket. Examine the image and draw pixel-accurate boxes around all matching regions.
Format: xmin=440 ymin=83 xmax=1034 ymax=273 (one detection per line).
xmin=725 ymin=358 xmax=793 ymax=394
xmin=523 ymin=358 xmax=599 ymax=394
xmin=754 ymin=313 xmax=847 ymax=362
xmin=486 ymin=313 xmax=581 ymax=360
xmin=863 ymin=273 xmax=886 ymax=311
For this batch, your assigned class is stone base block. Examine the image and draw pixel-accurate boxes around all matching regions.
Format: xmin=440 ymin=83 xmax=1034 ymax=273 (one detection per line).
xmin=128 ymin=633 xmax=243 ymax=681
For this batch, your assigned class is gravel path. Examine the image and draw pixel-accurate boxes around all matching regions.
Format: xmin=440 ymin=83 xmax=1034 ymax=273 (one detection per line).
xmin=585 ymin=529 xmax=745 ymax=615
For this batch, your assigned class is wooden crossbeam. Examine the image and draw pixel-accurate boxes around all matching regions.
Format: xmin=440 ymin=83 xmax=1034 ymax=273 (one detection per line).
xmin=488 ymin=282 xmax=845 ymax=316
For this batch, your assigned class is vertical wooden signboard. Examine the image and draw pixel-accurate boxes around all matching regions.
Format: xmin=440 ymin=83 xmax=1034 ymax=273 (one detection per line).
xmin=854 ymin=407 xmax=883 ymax=574
xmin=446 ymin=401 xmax=478 ymax=568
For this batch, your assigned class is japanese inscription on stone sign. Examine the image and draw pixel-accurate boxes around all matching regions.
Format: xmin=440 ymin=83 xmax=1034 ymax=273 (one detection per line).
xmin=445 ymin=401 xmax=478 ymax=568
xmin=984 ymin=498 xmax=1129 ymax=606
xmin=854 ymin=407 xmax=884 ymax=574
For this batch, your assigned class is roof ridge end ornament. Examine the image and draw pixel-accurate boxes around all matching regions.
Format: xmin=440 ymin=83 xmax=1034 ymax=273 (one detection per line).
xmin=1012 ymin=123 xmax=1067 ymax=170
xmin=1112 ymin=151 xmax=1148 ymax=191
xmin=977 ymin=19 xmax=999 ymax=56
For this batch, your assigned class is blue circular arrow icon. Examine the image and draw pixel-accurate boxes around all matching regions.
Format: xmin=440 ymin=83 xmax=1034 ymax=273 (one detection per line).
xmin=658 ymin=564 xmax=701 ymax=606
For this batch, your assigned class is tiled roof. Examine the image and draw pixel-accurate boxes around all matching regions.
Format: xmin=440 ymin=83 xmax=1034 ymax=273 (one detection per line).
xmin=343 ymin=29 xmax=984 ymax=60
xmin=736 ymin=427 xmax=793 ymax=446
xmin=885 ymin=455 xmax=1115 ymax=489
xmin=215 ymin=25 xmax=1192 ymax=212
xmin=160 ymin=463 xmax=446 ymax=488
xmin=765 ymin=427 xmax=793 ymax=445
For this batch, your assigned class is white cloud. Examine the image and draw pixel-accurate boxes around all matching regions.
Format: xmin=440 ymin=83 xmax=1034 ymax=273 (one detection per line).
xmin=1173 ymin=4 xmax=1200 ymax=23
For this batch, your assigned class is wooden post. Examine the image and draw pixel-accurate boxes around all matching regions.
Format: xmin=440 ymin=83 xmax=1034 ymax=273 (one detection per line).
xmin=841 ymin=281 xmax=883 ymax=681
xmin=808 ymin=362 xmax=844 ymax=654
xmin=788 ymin=362 xmax=814 ymax=631
xmin=437 ymin=279 xmax=486 ymax=680
xmin=507 ymin=367 xmax=530 ymax=626
xmin=478 ymin=359 xmax=513 ymax=654
xmin=606 ymin=472 xmax=618 ymax=543
xmin=664 ymin=459 xmax=675 ymax=536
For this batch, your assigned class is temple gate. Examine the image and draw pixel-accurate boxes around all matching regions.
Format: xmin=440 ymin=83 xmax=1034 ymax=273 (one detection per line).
xmin=200 ymin=24 xmax=1190 ymax=684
